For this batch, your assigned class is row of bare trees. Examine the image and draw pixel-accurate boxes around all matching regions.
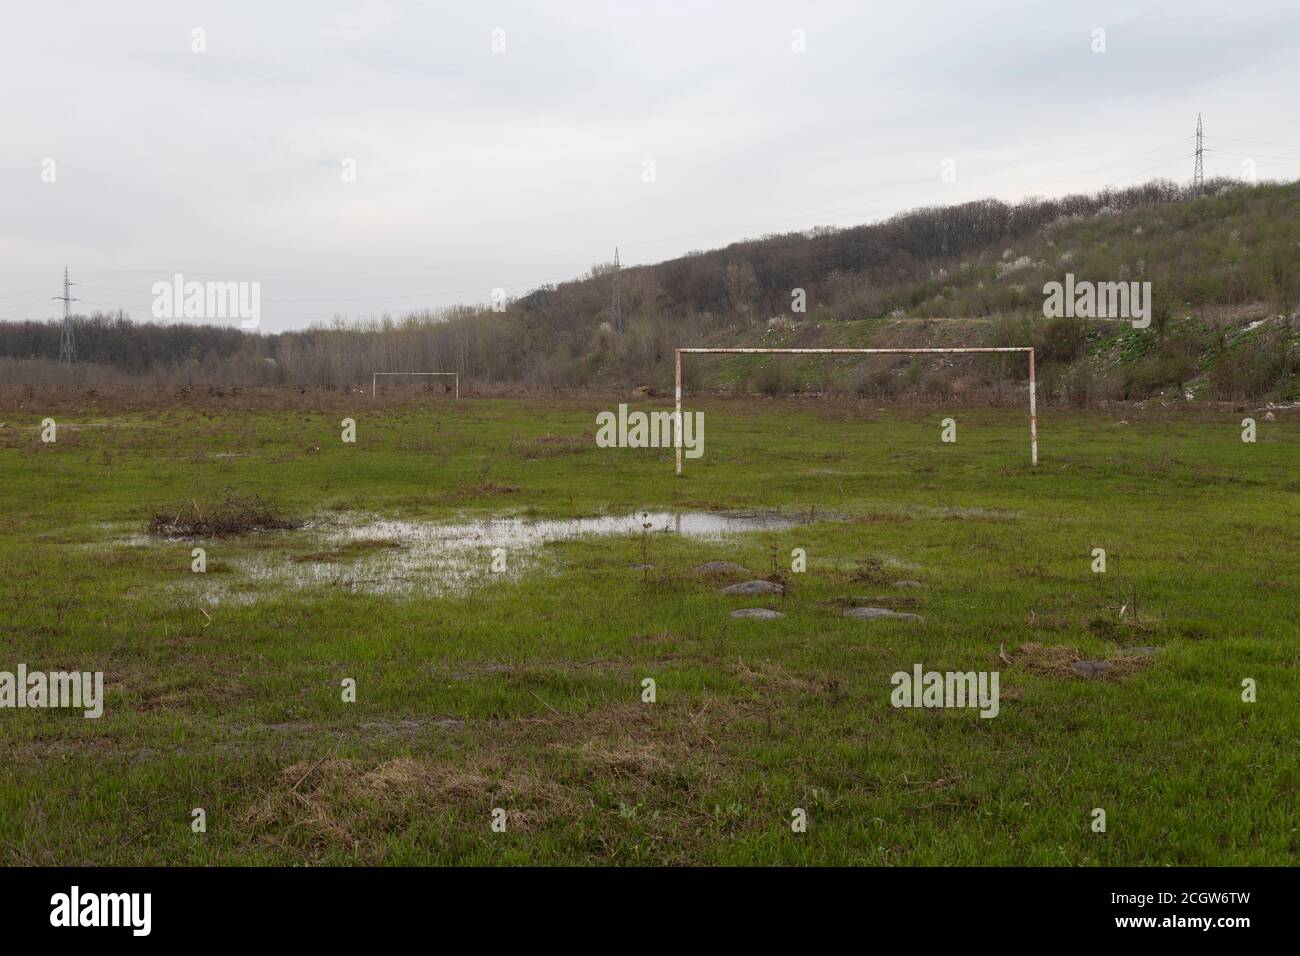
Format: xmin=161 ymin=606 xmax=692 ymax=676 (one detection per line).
xmin=0 ymin=177 xmax=1285 ymax=396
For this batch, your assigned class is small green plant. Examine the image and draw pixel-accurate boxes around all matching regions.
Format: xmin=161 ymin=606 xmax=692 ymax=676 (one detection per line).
xmin=639 ymin=511 xmax=652 ymax=588
xmin=850 ymin=556 xmax=888 ymax=586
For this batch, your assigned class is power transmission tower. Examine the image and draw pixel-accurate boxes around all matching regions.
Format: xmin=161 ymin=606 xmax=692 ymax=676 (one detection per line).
xmin=1192 ymin=113 xmax=1204 ymax=196
xmin=53 ymin=267 xmax=78 ymax=364
xmin=611 ymin=246 xmax=622 ymax=333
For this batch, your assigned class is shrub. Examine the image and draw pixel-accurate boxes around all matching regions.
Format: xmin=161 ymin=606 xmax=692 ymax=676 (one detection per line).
xmin=755 ymin=361 xmax=793 ymax=396
xmin=1206 ymin=327 xmax=1297 ymax=400
xmin=149 ymin=491 xmax=299 ymax=537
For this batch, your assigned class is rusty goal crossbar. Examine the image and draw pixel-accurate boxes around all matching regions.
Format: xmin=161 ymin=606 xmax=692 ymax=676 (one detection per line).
xmin=371 ymin=371 xmax=459 ymax=399
xmin=672 ymin=347 xmax=1038 ymax=474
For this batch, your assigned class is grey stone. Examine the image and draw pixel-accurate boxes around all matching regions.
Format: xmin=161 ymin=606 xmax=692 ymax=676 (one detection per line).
xmin=694 ymin=561 xmax=749 ymax=575
xmin=730 ymin=608 xmax=784 ymax=620
xmin=1071 ymin=660 xmax=1113 ymax=678
xmin=720 ymin=579 xmax=785 ymax=596
xmin=892 ymin=579 xmax=924 ymax=588
xmin=843 ymin=606 xmax=923 ymax=622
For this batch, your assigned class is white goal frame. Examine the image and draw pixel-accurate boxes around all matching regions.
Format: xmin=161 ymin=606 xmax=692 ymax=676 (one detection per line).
xmin=371 ymin=371 xmax=459 ymax=399
xmin=673 ymin=347 xmax=1037 ymax=474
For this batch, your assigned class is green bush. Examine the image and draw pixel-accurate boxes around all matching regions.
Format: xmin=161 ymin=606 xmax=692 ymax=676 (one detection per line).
xmin=755 ymin=361 xmax=793 ymax=396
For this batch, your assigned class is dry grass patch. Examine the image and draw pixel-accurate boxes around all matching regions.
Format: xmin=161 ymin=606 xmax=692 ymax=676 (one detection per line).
xmin=729 ymin=658 xmax=841 ymax=694
xmin=242 ymin=755 xmax=575 ymax=851
xmin=1009 ymin=642 xmax=1155 ymax=681
xmin=237 ymin=698 xmax=762 ymax=859
xmin=513 ymin=433 xmax=590 ymax=459
xmin=148 ymin=491 xmax=299 ymax=537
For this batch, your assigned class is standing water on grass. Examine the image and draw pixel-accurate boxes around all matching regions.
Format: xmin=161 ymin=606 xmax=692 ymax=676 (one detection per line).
xmin=174 ymin=511 xmax=812 ymax=602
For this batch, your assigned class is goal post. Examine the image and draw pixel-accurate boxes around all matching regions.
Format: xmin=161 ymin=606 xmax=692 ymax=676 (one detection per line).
xmin=672 ymin=347 xmax=1038 ymax=474
xmin=371 ymin=371 xmax=459 ymax=399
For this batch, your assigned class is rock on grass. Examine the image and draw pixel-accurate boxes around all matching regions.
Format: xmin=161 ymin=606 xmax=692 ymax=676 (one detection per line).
xmin=1010 ymin=642 xmax=1157 ymax=680
xmin=694 ymin=561 xmax=749 ymax=576
xmin=843 ymin=607 xmax=923 ymax=622
xmin=1070 ymin=660 xmax=1113 ymax=678
xmin=720 ymin=580 xmax=784 ymax=596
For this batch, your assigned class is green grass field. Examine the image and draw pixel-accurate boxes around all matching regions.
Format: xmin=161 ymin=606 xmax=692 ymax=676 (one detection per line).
xmin=1 ymin=393 xmax=1296 ymax=865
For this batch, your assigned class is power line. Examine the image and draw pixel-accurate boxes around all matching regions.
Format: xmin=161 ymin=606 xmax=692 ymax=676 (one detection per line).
xmin=5 ymin=127 xmax=1292 ymax=328
xmin=52 ymin=267 xmax=77 ymax=364
xmin=72 ymin=270 xmax=587 ymax=304
xmin=633 ymin=135 xmax=1199 ymax=252
xmin=1106 ymin=153 xmax=1197 ymax=187
xmin=1204 ymin=148 xmax=1300 ymax=167
xmin=0 ymin=289 xmax=51 ymax=302
xmin=1205 ymin=135 xmax=1300 ymax=152
xmin=611 ymin=246 xmax=622 ymax=334
xmin=1193 ymin=114 xmax=1204 ymax=195
xmin=0 ymin=301 xmax=55 ymax=318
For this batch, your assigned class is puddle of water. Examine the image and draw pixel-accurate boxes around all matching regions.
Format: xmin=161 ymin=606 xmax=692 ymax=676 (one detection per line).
xmin=349 ymin=510 xmax=802 ymax=546
xmin=156 ymin=511 xmax=812 ymax=603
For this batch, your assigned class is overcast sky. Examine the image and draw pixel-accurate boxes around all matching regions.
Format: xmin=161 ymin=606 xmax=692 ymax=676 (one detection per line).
xmin=2 ymin=0 xmax=1297 ymax=332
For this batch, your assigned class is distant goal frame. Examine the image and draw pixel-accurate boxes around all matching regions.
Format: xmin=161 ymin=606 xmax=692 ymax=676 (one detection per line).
xmin=371 ymin=371 xmax=459 ymax=399
xmin=673 ymin=347 xmax=1037 ymax=474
